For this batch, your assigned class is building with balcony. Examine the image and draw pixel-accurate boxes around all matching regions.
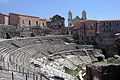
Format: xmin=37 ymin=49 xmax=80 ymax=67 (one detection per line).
xmin=73 ymin=19 xmax=120 ymax=57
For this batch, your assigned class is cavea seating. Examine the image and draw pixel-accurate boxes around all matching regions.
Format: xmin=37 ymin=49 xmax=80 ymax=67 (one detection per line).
xmin=0 ymin=36 xmax=101 ymax=80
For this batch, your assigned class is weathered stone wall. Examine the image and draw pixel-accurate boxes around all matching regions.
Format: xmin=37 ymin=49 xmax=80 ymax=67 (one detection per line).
xmin=9 ymin=13 xmax=19 ymax=26
xmin=86 ymin=64 xmax=120 ymax=80
xmin=0 ymin=24 xmax=44 ymax=38
xmin=0 ymin=24 xmax=17 ymax=38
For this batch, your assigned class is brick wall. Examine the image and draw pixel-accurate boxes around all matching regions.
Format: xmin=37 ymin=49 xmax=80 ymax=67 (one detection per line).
xmin=0 ymin=13 xmax=4 ymax=24
xmin=19 ymin=15 xmax=39 ymax=27
xmin=9 ymin=13 xmax=19 ymax=26
xmin=0 ymin=13 xmax=9 ymax=25
xmin=86 ymin=64 xmax=120 ymax=80
xmin=9 ymin=13 xmax=47 ymax=28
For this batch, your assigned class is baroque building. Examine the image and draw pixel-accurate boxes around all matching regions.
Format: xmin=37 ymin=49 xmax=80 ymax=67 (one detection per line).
xmin=47 ymin=14 xmax=65 ymax=35
xmin=68 ymin=10 xmax=87 ymax=28
xmin=66 ymin=10 xmax=87 ymax=35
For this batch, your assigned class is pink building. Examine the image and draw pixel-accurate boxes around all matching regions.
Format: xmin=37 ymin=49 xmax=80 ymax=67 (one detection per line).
xmin=0 ymin=13 xmax=9 ymax=25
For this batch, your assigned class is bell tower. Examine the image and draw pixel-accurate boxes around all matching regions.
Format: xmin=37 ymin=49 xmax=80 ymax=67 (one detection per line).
xmin=68 ymin=10 xmax=73 ymax=27
xmin=82 ymin=9 xmax=87 ymax=20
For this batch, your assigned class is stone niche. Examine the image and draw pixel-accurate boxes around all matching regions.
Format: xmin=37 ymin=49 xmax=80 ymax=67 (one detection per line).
xmin=86 ymin=64 xmax=120 ymax=80
xmin=0 ymin=66 xmax=2 ymax=70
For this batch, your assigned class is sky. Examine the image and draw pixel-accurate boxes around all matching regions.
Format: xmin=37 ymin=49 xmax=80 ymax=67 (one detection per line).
xmin=0 ymin=0 xmax=120 ymax=26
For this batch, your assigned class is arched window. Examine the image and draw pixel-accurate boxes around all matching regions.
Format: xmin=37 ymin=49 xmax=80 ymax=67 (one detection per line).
xmin=29 ymin=20 xmax=31 ymax=26
xmin=22 ymin=20 xmax=24 ymax=24
xmin=82 ymin=31 xmax=84 ymax=34
xmin=82 ymin=37 xmax=84 ymax=40
xmin=91 ymin=26 xmax=93 ymax=30
xmin=70 ymin=23 xmax=72 ymax=26
xmin=66 ymin=31 xmax=69 ymax=35
xmin=71 ymin=31 xmax=73 ymax=34
xmin=36 ymin=21 xmax=38 ymax=26
xmin=43 ymin=23 xmax=44 ymax=26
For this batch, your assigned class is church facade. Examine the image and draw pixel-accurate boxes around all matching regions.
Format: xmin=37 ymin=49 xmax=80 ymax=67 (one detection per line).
xmin=47 ymin=14 xmax=65 ymax=35
xmin=68 ymin=10 xmax=87 ymax=28
xmin=66 ymin=10 xmax=87 ymax=35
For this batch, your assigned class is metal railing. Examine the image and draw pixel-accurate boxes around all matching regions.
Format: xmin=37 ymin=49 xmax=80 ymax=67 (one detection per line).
xmin=0 ymin=60 xmax=49 ymax=80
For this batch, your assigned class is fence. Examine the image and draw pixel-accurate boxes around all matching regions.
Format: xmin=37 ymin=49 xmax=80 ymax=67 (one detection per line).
xmin=0 ymin=60 xmax=49 ymax=80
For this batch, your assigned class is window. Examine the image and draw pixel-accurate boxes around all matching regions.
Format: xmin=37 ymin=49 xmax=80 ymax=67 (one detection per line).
xmin=82 ymin=37 xmax=84 ymax=40
xmin=29 ymin=20 xmax=31 ymax=26
xmin=59 ymin=25 xmax=61 ymax=28
xmin=86 ymin=36 xmax=89 ymax=41
xmin=43 ymin=23 xmax=44 ymax=26
xmin=109 ymin=28 xmax=112 ymax=32
xmin=66 ymin=31 xmax=69 ymax=35
xmin=109 ymin=22 xmax=112 ymax=26
xmin=22 ymin=20 xmax=24 ymax=24
xmin=103 ymin=28 xmax=106 ymax=32
xmin=94 ymin=24 xmax=96 ymax=27
xmin=71 ymin=31 xmax=73 ymax=34
xmin=104 ymin=23 xmax=106 ymax=26
xmin=36 ymin=21 xmax=38 ymax=26
xmin=82 ymin=31 xmax=84 ymax=34
xmin=117 ymin=22 xmax=119 ymax=26
xmin=84 ymin=23 xmax=85 ymax=27
xmin=91 ymin=36 xmax=94 ymax=40
xmin=55 ymin=18 xmax=57 ymax=20
xmin=55 ymin=25 xmax=57 ymax=27
xmin=91 ymin=26 xmax=93 ymax=30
